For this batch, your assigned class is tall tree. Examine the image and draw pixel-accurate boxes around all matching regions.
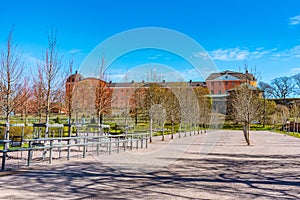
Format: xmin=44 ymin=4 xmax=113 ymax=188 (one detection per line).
xmin=65 ymin=59 xmax=74 ymax=136
xmin=164 ymin=86 xmax=180 ymax=139
xmin=229 ymin=84 xmax=262 ymax=145
xmin=293 ymin=73 xmax=300 ymax=96
xmin=0 ymin=28 xmax=27 ymax=144
xmin=194 ymin=87 xmax=211 ymax=132
xmin=32 ymin=67 xmax=46 ymax=122
xmin=258 ymin=81 xmax=273 ymax=127
xmin=272 ymin=104 xmax=289 ymax=130
xmin=129 ymin=87 xmax=146 ymax=125
xmin=94 ymin=57 xmax=112 ymax=125
xmin=289 ymin=103 xmax=300 ymax=133
xmin=38 ymin=28 xmax=63 ymax=136
xmin=144 ymin=82 xmax=162 ymax=142
xmin=13 ymin=79 xmax=31 ymax=124
xmin=270 ymin=77 xmax=294 ymax=103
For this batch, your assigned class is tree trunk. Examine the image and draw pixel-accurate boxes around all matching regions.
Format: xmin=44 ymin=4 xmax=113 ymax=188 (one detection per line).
xmin=68 ymin=113 xmax=72 ymax=137
xmin=243 ymin=123 xmax=250 ymax=145
xmin=179 ymin=123 xmax=181 ymax=138
xmin=149 ymin=117 xmax=153 ymax=143
xmin=135 ymin=109 xmax=138 ymax=125
xmin=171 ymin=120 xmax=174 ymax=139
xmin=162 ymin=124 xmax=165 ymax=141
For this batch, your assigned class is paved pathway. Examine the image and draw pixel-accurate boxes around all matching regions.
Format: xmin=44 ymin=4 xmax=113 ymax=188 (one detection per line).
xmin=0 ymin=130 xmax=300 ymax=199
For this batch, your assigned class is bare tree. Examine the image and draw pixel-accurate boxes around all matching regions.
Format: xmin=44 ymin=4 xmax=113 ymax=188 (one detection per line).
xmin=194 ymin=87 xmax=211 ymax=133
xmin=270 ymin=77 xmax=294 ymax=104
xmin=164 ymin=86 xmax=180 ymax=139
xmin=129 ymin=87 xmax=146 ymax=125
xmin=293 ymin=73 xmax=300 ymax=96
xmin=38 ymin=28 xmax=63 ymax=136
xmin=64 ymin=59 xmax=74 ymax=136
xmin=143 ymin=69 xmax=164 ymax=142
xmin=151 ymin=102 xmax=166 ymax=141
xmin=289 ymin=103 xmax=300 ymax=133
xmin=258 ymin=82 xmax=273 ymax=98
xmin=0 ymin=28 xmax=26 ymax=145
xmin=258 ymin=81 xmax=273 ymax=127
xmin=14 ymin=78 xmax=31 ymax=124
xmin=32 ymin=67 xmax=46 ymax=122
xmin=229 ymin=84 xmax=262 ymax=145
xmin=273 ymin=104 xmax=289 ymax=130
xmin=94 ymin=57 xmax=112 ymax=125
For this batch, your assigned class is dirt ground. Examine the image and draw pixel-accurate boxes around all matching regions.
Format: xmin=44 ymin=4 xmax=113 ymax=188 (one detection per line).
xmin=0 ymin=130 xmax=299 ymax=199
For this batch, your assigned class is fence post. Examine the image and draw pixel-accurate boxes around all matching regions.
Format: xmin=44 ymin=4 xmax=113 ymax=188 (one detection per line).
xmin=141 ymin=135 xmax=143 ymax=148
xmin=83 ymin=137 xmax=86 ymax=158
xmin=109 ymin=137 xmax=112 ymax=155
xmin=130 ymin=135 xmax=133 ymax=150
xmin=117 ymin=137 xmax=120 ymax=153
xmin=124 ymin=136 xmax=126 ymax=151
xmin=1 ymin=141 xmax=8 ymax=171
xmin=27 ymin=141 xmax=32 ymax=167
xmin=49 ymin=140 xmax=53 ymax=164
xmin=146 ymin=134 xmax=148 ymax=148
xmin=67 ymin=139 xmax=70 ymax=161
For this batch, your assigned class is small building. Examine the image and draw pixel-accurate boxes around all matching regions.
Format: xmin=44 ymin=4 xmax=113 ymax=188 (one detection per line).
xmin=205 ymin=70 xmax=257 ymax=114
xmin=205 ymin=70 xmax=257 ymax=96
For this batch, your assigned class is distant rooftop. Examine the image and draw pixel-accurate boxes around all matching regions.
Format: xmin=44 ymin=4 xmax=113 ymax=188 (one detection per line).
xmin=206 ymin=70 xmax=256 ymax=81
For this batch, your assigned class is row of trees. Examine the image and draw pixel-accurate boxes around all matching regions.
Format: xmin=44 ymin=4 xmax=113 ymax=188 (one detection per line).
xmin=128 ymin=82 xmax=211 ymax=142
xmin=259 ymin=74 xmax=300 ymax=102
xmin=0 ymin=27 xmax=68 ymax=144
xmin=0 ymin=28 xmax=213 ymax=144
xmin=228 ymin=82 xmax=300 ymax=145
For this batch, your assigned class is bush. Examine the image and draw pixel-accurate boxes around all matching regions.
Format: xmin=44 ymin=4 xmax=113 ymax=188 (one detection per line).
xmin=0 ymin=126 xmax=33 ymax=139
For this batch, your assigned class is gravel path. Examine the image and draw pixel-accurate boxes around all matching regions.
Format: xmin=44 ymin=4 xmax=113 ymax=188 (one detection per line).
xmin=0 ymin=130 xmax=299 ymax=199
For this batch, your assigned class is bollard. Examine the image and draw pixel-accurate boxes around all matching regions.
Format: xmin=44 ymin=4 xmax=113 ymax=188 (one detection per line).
xmin=67 ymin=139 xmax=71 ymax=161
xmin=49 ymin=140 xmax=53 ymax=164
xmin=83 ymin=138 xmax=86 ymax=158
xmin=1 ymin=140 xmax=9 ymax=171
xmin=97 ymin=136 xmax=100 ymax=156
xmin=27 ymin=141 xmax=32 ymax=167
xmin=130 ymin=135 xmax=133 ymax=150
xmin=117 ymin=137 xmax=120 ymax=153
xmin=109 ymin=137 xmax=112 ymax=155
xmin=146 ymin=134 xmax=148 ymax=148
xmin=141 ymin=136 xmax=143 ymax=148
xmin=124 ymin=137 xmax=126 ymax=151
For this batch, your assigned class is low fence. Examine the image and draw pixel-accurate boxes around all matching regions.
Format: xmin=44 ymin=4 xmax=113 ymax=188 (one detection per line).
xmin=0 ymin=133 xmax=149 ymax=171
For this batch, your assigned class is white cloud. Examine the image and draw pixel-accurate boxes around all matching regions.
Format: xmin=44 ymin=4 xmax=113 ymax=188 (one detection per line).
xmin=209 ymin=48 xmax=250 ymax=61
xmin=290 ymin=45 xmax=300 ymax=57
xmin=192 ymin=51 xmax=210 ymax=59
xmin=291 ymin=67 xmax=300 ymax=73
xmin=289 ymin=15 xmax=300 ymax=25
xmin=270 ymin=45 xmax=300 ymax=59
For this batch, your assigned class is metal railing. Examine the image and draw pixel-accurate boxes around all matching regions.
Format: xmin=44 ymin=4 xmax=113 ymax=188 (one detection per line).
xmin=0 ymin=133 xmax=149 ymax=171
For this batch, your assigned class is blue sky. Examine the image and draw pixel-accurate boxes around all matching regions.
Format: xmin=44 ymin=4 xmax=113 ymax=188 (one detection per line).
xmin=1 ymin=0 xmax=300 ymax=83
